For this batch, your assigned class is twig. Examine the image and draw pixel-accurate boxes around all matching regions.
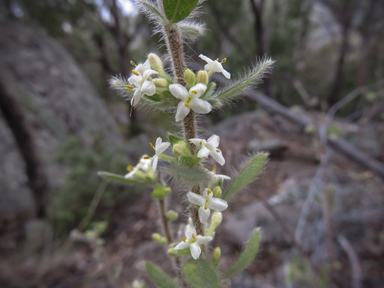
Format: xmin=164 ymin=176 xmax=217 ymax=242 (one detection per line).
xmin=337 ymin=235 xmax=362 ymax=288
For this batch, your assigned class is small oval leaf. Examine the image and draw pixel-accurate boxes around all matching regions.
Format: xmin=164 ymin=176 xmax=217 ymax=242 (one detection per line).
xmin=163 ymin=0 xmax=199 ymax=23
xmin=183 ymin=258 xmax=221 ymax=288
xmin=145 ymin=261 xmax=179 ymax=288
xmin=223 ymin=229 xmax=260 ymax=278
xmin=222 ymin=153 xmax=267 ymax=201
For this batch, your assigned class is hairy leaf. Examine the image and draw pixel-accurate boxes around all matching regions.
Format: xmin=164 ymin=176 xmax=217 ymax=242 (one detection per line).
xmin=138 ymin=0 xmax=165 ymax=20
xmin=223 ymin=153 xmax=267 ymax=201
xmin=183 ymin=258 xmax=221 ymax=288
xmin=223 ymin=229 xmax=260 ymax=278
xmin=163 ymin=0 xmax=198 ymax=23
xmin=177 ymin=155 xmax=201 ymax=166
xmin=145 ymin=262 xmax=179 ymax=288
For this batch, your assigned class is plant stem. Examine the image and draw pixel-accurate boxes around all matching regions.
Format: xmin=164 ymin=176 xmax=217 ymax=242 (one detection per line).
xmin=158 ymin=199 xmax=172 ymax=243
xmin=163 ymin=23 xmax=205 ymax=259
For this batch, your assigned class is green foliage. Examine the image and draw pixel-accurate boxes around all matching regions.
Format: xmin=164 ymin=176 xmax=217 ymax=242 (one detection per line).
xmin=183 ymin=258 xmax=221 ymax=288
xmin=223 ymin=153 xmax=267 ymax=201
xmin=163 ymin=0 xmax=199 ymax=23
xmin=168 ymin=134 xmax=184 ymax=146
xmin=223 ymin=229 xmax=260 ymax=278
xmin=145 ymin=262 xmax=179 ymax=288
xmin=50 ymin=136 xmax=139 ymax=235
xmin=176 ymin=155 xmax=202 ymax=166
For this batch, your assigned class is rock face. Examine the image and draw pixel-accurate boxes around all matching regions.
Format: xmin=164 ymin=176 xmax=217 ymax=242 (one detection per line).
xmin=0 ymin=21 xmax=122 ymax=218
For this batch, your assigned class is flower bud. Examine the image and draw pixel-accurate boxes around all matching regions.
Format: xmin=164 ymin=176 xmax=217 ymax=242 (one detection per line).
xmin=152 ymin=78 xmax=168 ymax=88
xmin=167 ymin=247 xmax=178 ymax=257
xmin=212 ymin=186 xmax=222 ymax=198
xmin=172 ymin=141 xmax=191 ymax=157
xmin=151 ymin=184 xmax=171 ymax=200
xmin=166 ymin=210 xmax=179 ymax=221
xmin=197 ymin=70 xmax=208 ymax=85
xmin=132 ymin=280 xmax=146 ymax=288
xmin=210 ymin=211 xmax=223 ymax=231
xmin=152 ymin=233 xmax=168 ymax=245
xmin=212 ymin=247 xmax=221 ymax=264
xmin=148 ymin=53 xmax=163 ymax=72
xmin=184 ymin=69 xmax=196 ymax=88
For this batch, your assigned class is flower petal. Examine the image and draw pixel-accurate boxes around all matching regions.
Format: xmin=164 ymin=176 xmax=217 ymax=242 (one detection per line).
xmin=175 ymin=101 xmax=190 ymax=122
xmin=197 ymin=146 xmax=210 ymax=158
xmin=156 ymin=142 xmax=170 ymax=155
xmin=221 ymin=69 xmax=231 ymax=79
xmin=216 ymin=174 xmax=231 ymax=180
xmin=185 ymin=224 xmax=197 ymax=240
xmin=151 ymin=155 xmax=158 ymax=172
xmin=207 ymin=135 xmax=220 ymax=148
xmin=189 ymin=83 xmax=207 ymax=98
xmin=189 ymin=138 xmax=206 ymax=147
xmin=141 ymin=80 xmax=156 ymax=96
xmin=174 ymin=241 xmax=189 ymax=251
xmin=196 ymin=235 xmax=213 ymax=245
xmin=131 ymin=88 xmax=142 ymax=106
xmin=190 ymin=242 xmax=201 ymax=260
xmin=128 ymin=75 xmax=142 ymax=87
xmin=169 ymin=84 xmax=188 ymax=100
xmin=155 ymin=137 xmax=162 ymax=148
xmin=189 ymin=98 xmax=212 ymax=114
xmin=199 ymin=54 xmax=213 ymax=64
xmin=187 ymin=192 xmax=205 ymax=206
xmin=198 ymin=206 xmax=210 ymax=224
xmin=210 ymin=150 xmax=225 ymax=166
xmin=143 ymin=69 xmax=158 ymax=80
xmin=209 ymin=198 xmax=228 ymax=211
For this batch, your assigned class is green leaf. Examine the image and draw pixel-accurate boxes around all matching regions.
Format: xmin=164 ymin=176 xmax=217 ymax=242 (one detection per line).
xmin=177 ymin=155 xmax=201 ymax=166
xmin=222 ymin=153 xmax=267 ymax=201
xmin=145 ymin=94 xmax=162 ymax=102
xmin=223 ymin=229 xmax=260 ymax=278
xmin=145 ymin=262 xmax=179 ymax=288
xmin=138 ymin=1 xmax=165 ymax=20
xmin=183 ymin=258 xmax=221 ymax=288
xmin=97 ymin=171 xmax=137 ymax=184
xmin=163 ymin=0 xmax=198 ymax=23
xmin=168 ymin=134 xmax=184 ymax=146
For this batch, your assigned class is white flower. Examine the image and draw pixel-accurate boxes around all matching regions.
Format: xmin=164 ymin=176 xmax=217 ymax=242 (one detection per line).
xmin=149 ymin=137 xmax=170 ymax=172
xmin=124 ymin=155 xmax=152 ymax=179
xmin=189 ymin=135 xmax=225 ymax=166
xmin=210 ymin=165 xmax=231 ymax=184
xmin=174 ymin=224 xmax=213 ymax=260
xmin=169 ymin=83 xmax=212 ymax=122
xmin=187 ymin=188 xmax=228 ymax=224
xmin=199 ymin=54 xmax=231 ymax=79
xmin=128 ymin=61 xmax=158 ymax=106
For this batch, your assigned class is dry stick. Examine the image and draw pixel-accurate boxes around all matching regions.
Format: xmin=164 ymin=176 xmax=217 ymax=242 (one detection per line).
xmin=337 ymin=235 xmax=362 ymax=288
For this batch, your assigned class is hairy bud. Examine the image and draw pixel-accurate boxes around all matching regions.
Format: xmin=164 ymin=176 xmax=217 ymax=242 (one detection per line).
xmin=166 ymin=210 xmax=179 ymax=221
xmin=184 ymin=69 xmax=196 ymax=88
xmin=212 ymin=247 xmax=221 ymax=264
xmin=212 ymin=186 xmax=222 ymax=198
xmin=197 ymin=70 xmax=208 ymax=85
xmin=152 ymin=78 xmax=168 ymax=88
xmin=152 ymin=233 xmax=167 ymax=245
xmin=148 ymin=53 xmax=163 ymax=73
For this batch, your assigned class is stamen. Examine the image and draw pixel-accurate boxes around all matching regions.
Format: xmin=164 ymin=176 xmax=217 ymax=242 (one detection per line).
xmin=207 ymin=189 xmax=212 ymax=195
xmin=126 ymin=85 xmax=134 ymax=89
xmin=130 ymin=60 xmax=136 ymax=66
xmin=216 ymin=58 xmax=219 ymax=61
xmin=184 ymin=102 xmax=190 ymax=108
xmin=149 ymin=142 xmax=154 ymax=149
xmin=182 ymin=237 xmax=186 ymax=242
xmin=143 ymin=156 xmax=150 ymax=159
xmin=199 ymin=141 xmax=203 ymax=148
xmin=127 ymin=165 xmax=133 ymax=171
xmin=213 ymin=165 xmax=217 ymax=172
xmin=191 ymin=90 xmax=197 ymax=94
xmin=192 ymin=233 xmax=197 ymax=240
xmin=216 ymin=149 xmax=220 ymax=153
xmin=132 ymin=70 xmax=140 ymax=76
xmin=204 ymin=204 xmax=208 ymax=210
xmin=221 ymin=58 xmax=227 ymax=63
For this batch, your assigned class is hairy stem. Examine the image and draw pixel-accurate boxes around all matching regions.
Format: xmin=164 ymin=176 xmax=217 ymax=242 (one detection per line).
xmin=163 ymin=24 xmax=205 ymax=263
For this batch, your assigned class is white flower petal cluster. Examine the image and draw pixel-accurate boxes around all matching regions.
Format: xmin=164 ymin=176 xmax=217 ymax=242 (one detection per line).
xmin=149 ymin=137 xmax=170 ymax=172
xmin=174 ymin=224 xmax=213 ymax=259
xmin=199 ymin=54 xmax=231 ymax=79
xmin=128 ymin=60 xmax=159 ymax=106
xmin=169 ymin=83 xmax=212 ymax=122
xmin=189 ymin=134 xmax=225 ymax=166
xmin=187 ymin=188 xmax=228 ymax=224
xmin=124 ymin=155 xmax=152 ymax=179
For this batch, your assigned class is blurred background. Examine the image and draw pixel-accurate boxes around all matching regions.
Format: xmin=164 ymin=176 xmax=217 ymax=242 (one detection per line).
xmin=0 ymin=0 xmax=384 ymax=287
